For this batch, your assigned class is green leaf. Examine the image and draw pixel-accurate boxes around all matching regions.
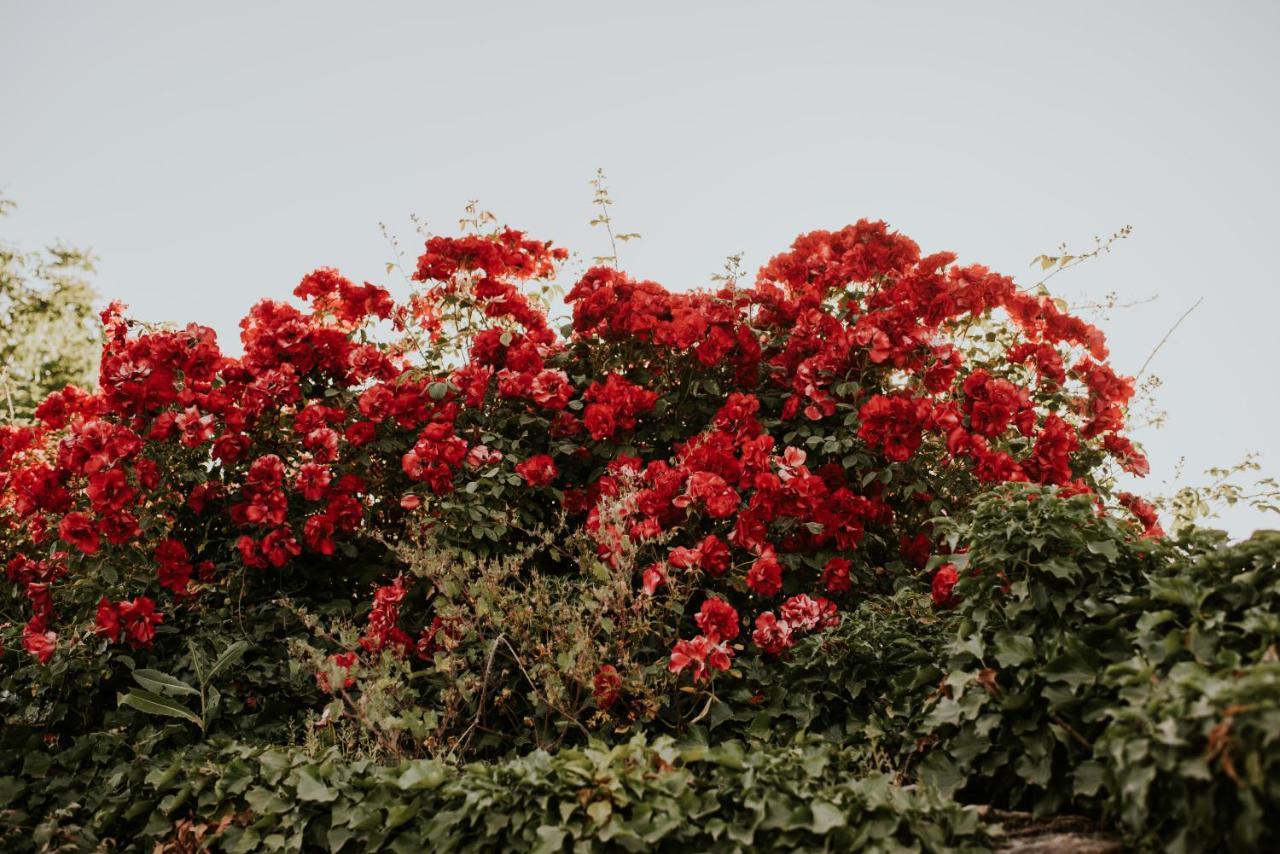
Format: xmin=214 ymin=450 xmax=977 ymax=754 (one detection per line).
xmin=1086 ymin=540 xmax=1119 ymax=561
xmin=992 ymin=634 xmax=1036 ymax=667
xmin=188 ymin=640 xmax=208 ymax=685
xmin=1073 ymin=761 xmax=1105 ymax=797
xmin=397 ymin=762 xmax=446 ymax=791
xmin=809 ymin=800 xmax=846 ymax=833
xmin=294 ymin=767 xmax=338 ymax=802
xmin=132 ymin=668 xmax=199 ymax=697
xmin=118 ymin=690 xmax=203 ymax=728
xmin=206 ymin=640 xmax=250 ymax=683
xmin=918 ymin=753 xmax=965 ymax=796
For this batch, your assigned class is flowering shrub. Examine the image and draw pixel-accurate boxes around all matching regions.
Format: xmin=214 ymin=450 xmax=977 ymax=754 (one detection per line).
xmin=0 ymin=217 xmax=1153 ymax=702
xmin=5 ymin=208 xmax=1280 ymax=850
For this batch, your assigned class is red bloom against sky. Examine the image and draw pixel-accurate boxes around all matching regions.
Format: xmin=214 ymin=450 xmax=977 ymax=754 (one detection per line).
xmin=1 ymin=219 xmax=1154 ymax=675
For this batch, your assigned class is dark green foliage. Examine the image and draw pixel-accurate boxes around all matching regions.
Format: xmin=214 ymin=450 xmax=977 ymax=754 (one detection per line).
xmin=921 ymin=487 xmax=1162 ymax=814
xmin=725 ymin=589 xmax=948 ymax=767
xmin=0 ymin=735 xmax=991 ymax=853
xmin=1093 ymin=532 xmax=1280 ymax=851
xmin=915 ymin=487 xmax=1280 ymax=850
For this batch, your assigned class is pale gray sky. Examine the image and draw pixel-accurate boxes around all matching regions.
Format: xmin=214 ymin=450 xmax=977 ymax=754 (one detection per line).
xmin=3 ymin=1 xmax=1277 ymax=536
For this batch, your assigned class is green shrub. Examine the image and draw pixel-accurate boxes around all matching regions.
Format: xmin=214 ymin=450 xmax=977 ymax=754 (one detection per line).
xmin=920 ymin=486 xmax=1160 ymax=814
xmin=725 ymin=589 xmax=948 ymax=770
xmin=1 ymin=734 xmax=992 ymax=853
xmin=1092 ymin=532 xmax=1280 ymax=851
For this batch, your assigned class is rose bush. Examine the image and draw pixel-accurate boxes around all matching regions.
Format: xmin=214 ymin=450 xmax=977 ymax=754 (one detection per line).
xmin=4 ymin=212 xmax=1280 ymax=851
xmin=1 ymin=219 xmax=1151 ymax=691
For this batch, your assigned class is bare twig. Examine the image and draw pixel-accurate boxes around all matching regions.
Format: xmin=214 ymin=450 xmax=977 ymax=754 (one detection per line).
xmin=1136 ymin=297 xmax=1203 ymax=379
xmin=454 ymin=632 xmax=506 ymax=758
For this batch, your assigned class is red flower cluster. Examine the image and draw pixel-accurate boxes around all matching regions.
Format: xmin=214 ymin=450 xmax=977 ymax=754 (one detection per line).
xmin=0 ymin=217 xmax=1156 ymax=676
xmin=751 ymin=594 xmax=840 ymax=654
xmin=95 ymin=595 xmax=165 ymax=650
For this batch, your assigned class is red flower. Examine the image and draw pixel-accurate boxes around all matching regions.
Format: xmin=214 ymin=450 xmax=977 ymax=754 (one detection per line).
xmin=155 ymin=538 xmax=193 ymax=594
xmin=583 ymin=404 xmax=617 ymax=441
xmin=58 ymin=512 xmax=100 ymax=555
xmin=174 ymin=406 xmax=216 ymax=447
xmin=821 ymin=557 xmax=852 ymax=593
xmin=668 ymin=634 xmax=733 ymax=681
xmin=857 ymin=393 xmax=932 ymax=463
xmin=1117 ymin=491 xmax=1164 ymax=539
xmin=23 ymin=619 xmax=57 ymax=663
xmin=117 ymin=596 xmax=164 ymax=649
xmin=295 ymin=463 xmax=332 ymax=502
xmin=86 ymin=468 xmax=134 ymax=512
xmin=746 ymin=550 xmax=783 ymax=597
xmin=514 ymin=454 xmax=557 ymax=487
xmin=780 ymin=594 xmax=839 ymax=632
xmin=695 ymin=597 xmax=741 ymax=642
xmin=751 ymin=612 xmax=793 ymax=654
xmin=931 ymin=563 xmax=959 ymax=608
xmin=95 ymin=597 xmax=121 ymax=643
xmin=641 ymin=562 xmax=667 ymax=595
xmin=530 ymin=369 xmax=573 ymax=410
xmin=674 ymin=472 xmax=739 ymax=519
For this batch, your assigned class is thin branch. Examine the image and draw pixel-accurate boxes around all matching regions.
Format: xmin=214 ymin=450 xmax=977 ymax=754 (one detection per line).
xmin=1137 ymin=297 xmax=1203 ymax=380
xmin=453 ymin=632 xmax=506 ymax=758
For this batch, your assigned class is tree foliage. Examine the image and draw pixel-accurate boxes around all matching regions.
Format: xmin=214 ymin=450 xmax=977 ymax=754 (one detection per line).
xmin=0 ymin=195 xmax=100 ymax=422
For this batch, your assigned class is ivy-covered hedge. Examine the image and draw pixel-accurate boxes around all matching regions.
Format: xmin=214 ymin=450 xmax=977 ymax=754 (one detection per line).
xmin=1 ymin=734 xmax=991 ymax=853
xmin=1094 ymin=532 xmax=1280 ymax=851
xmin=920 ymin=489 xmax=1162 ymax=813
xmin=912 ymin=490 xmax=1280 ymax=850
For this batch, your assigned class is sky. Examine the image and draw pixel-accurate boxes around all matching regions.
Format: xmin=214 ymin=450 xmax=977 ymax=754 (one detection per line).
xmin=2 ymin=1 xmax=1277 ymax=536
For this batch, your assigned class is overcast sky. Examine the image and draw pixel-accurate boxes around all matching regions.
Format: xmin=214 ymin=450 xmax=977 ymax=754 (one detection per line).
xmin=3 ymin=1 xmax=1277 ymax=536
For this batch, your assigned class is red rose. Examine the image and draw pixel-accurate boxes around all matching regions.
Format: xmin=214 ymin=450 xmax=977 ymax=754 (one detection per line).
xmin=931 ymin=563 xmax=959 ymax=608
xmin=23 ymin=621 xmax=57 ymax=663
xmin=95 ymin=597 xmax=121 ymax=643
xmin=746 ymin=551 xmax=783 ymax=597
xmin=58 ymin=512 xmax=100 ymax=555
xmin=514 ymin=454 xmax=557 ymax=487
xmin=592 ymin=664 xmax=622 ymax=709
xmin=695 ymin=597 xmax=740 ymax=642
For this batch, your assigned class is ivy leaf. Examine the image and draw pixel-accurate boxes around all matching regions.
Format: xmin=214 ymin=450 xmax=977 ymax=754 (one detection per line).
xmin=992 ymin=634 xmax=1036 ymax=668
xmin=294 ymin=767 xmax=338 ymax=802
xmin=809 ymin=800 xmax=846 ymax=833
xmin=1086 ymin=540 xmax=1119 ymax=561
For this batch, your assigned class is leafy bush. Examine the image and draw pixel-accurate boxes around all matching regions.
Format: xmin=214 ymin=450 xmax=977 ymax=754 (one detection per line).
xmin=1093 ymin=532 xmax=1280 ymax=851
xmin=1 ymin=216 xmax=1151 ymax=707
xmin=725 ymin=588 xmax=948 ymax=765
xmin=3 ymin=207 xmax=1277 ymax=851
xmin=919 ymin=486 xmax=1160 ymax=813
xmin=912 ymin=486 xmax=1280 ymax=849
xmin=0 ymin=734 xmax=991 ymax=853
xmin=0 ymin=194 xmax=101 ymax=422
